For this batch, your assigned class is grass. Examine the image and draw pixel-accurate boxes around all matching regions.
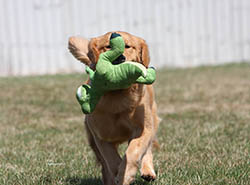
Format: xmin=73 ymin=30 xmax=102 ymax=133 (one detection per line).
xmin=0 ymin=63 xmax=249 ymax=185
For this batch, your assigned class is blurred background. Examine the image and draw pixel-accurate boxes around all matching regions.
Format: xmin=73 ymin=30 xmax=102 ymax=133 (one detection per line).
xmin=0 ymin=0 xmax=249 ymax=76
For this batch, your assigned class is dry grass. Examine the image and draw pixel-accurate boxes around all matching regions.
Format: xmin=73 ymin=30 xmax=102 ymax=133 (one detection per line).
xmin=0 ymin=63 xmax=249 ymax=185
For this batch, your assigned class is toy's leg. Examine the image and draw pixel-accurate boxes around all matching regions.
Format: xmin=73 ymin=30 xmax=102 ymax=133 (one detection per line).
xmin=76 ymin=84 xmax=92 ymax=114
xmin=76 ymin=85 xmax=101 ymax=114
xmin=98 ymin=33 xmax=125 ymax=66
xmin=140 ymin=145 xmax=156 ymax=181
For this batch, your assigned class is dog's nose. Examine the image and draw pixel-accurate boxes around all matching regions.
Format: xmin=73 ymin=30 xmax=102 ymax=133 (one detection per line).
xmin=112 ymin=55 xmax=126 ymax=65
xmin=110 ymin=32 xmax=121 ymax=40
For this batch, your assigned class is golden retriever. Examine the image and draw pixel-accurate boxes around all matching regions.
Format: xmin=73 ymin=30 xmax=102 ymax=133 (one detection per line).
xmin=68 ymin=31 xmax=160 ymax=185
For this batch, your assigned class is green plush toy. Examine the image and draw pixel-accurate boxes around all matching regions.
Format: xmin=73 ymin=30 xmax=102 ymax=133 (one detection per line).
xmin=76 ymin=33 xmax=156 ymax=114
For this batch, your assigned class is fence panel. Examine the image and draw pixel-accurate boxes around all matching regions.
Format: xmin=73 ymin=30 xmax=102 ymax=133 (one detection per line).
xmin=0 ymin=0 xmax=249 ymax=76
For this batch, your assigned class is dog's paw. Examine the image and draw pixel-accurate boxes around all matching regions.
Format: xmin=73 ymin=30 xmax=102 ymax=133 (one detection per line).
xmin=140 ymin=165 xmax=156 ymax=182
xmin=141 ymin=174 xmax=156 ymax=182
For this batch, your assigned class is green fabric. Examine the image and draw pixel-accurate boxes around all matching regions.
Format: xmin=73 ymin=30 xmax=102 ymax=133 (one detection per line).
xmin=76 ymin=34 xmax=156 ymax=114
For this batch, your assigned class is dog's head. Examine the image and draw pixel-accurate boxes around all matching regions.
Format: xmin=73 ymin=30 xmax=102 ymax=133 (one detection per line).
xmin=68 ymin=31 xmax=150 ymax=69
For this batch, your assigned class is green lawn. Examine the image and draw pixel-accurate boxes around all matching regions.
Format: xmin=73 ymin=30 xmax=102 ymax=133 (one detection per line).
xmin=0 ymin=63 xmax=249 ymax=185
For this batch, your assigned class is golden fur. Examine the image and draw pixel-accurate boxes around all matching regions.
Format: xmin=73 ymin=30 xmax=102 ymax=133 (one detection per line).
xmin=69 ymin=31 xmax=160 ymax=185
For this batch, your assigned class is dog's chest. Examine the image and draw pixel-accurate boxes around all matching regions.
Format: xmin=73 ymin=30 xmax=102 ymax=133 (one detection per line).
xmin=97 ymin=86 xmax=144 ymax=113
xmin=86 ymin=85 xmax=145 ymax=143
xmin=87 ymin=111 xmax=138 ymax=143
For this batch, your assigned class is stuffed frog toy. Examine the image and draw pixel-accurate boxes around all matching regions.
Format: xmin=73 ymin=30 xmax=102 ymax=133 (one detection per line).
xmin=76 ymin=32 xmax=156 ymax=114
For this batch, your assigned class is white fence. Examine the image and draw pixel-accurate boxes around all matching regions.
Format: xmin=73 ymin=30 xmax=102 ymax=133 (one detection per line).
xmin=0 ymin=0 xmax=249 ymax=76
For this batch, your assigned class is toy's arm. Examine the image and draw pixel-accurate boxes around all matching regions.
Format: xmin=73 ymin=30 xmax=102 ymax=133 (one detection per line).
xmin=85 ymin=66 xmax=95 ymax=80
xmin=136 ymin=67 xmax=156 ymax=84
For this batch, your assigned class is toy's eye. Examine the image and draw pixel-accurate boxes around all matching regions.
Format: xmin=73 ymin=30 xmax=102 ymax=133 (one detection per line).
xmin=106 ymin=45 xmax=111 ymax=49
xmin=125 ymin=45 xmax=130 ymax=48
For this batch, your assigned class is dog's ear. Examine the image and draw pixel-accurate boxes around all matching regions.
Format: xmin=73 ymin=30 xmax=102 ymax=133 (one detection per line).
xmin=87 ymin=38 xmax=100 ymax=65
xmin=140 ymin=39 xmax=150 ymax=67
xmin=68 ymin=36 xmax=91 ymax=66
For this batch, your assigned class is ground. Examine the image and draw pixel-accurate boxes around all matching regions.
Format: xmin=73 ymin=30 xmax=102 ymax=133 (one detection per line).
xmin=0 ymin=63 xmax=249 ymax=185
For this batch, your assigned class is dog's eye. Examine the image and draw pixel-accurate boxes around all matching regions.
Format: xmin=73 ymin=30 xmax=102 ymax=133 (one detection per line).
xmin=125 ymin=45 xmax=130 ymax=49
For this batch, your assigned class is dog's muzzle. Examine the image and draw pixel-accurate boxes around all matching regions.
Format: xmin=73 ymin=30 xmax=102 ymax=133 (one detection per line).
xmin=112 ymin=55 xmax=126 ymax=65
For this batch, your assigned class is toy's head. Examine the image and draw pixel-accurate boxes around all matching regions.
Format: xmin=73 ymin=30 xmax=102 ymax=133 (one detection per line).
xmin=69 ymin=31 xmax=150 ymax=70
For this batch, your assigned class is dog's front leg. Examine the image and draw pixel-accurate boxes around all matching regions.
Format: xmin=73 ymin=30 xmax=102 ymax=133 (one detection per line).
xmin=93 ymin=137 xmax=122 ymax=185
xmin=116 ymin=127 xmax=153 ymax=185
xmin=140 ymin=145 xmax=156 ymax=181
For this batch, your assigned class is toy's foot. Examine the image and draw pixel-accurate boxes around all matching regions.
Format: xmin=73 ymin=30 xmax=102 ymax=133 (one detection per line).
xmin=76 ymin=84 xmax=92 ymax=114
xmin=135 ymin=66 xmax=156 ymax=84
xmin=76 ymin=84 xmax=89 ymax=103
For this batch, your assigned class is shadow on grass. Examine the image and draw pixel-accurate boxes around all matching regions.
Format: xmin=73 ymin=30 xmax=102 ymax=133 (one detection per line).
xmin=65 ymin=176 xmax=102 ymax=185
xmin=132 ymin=179 xmax=152 ymax=185
xmin=65 ymin=176 xmax=151 ymax=185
